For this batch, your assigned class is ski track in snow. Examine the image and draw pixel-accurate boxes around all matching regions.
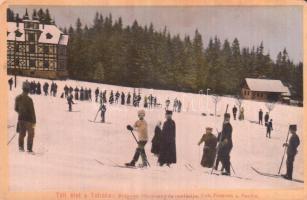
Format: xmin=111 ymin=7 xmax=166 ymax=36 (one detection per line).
xmin=7 ymin=76 xmax=304 ymax=192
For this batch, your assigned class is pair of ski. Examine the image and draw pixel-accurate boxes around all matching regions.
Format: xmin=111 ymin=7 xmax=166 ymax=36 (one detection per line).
xmin=184 ymin=162 xmax=250 ymax=180
xmin=251 ymin=167 xmax=304 ymax=183
xmin=94 ymin=159 xmax=147 ymax=170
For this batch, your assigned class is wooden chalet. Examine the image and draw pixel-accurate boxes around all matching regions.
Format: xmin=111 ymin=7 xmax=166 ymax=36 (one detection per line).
xmin=241 ymin=78 xmax=290 ymax=102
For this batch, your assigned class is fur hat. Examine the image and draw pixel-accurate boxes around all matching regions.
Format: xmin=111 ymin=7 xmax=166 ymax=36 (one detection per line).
xmin=166 ymin=110 xmax=173 ymax=115
xmin=224 ymin=113 xmax=231 ymax=119
xmin=206 ymin=127 xmax=213 ymax=132
xmin=289 ymin=124 xmax=297 ymax=131
xmin=138 ymin=109 xmax=145 ymax=116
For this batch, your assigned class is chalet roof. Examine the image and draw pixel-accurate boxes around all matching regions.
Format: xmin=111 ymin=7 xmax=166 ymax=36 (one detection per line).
xmin=245 ymin=78 xmax=290 ymax=94
xmin=7 ymin=22 xmax=68 ymax=45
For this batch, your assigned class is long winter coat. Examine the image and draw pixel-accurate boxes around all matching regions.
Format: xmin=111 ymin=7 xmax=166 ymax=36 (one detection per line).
xmin=151 ymin=126 xmax=162 ymax=155
xmin=198 ymin=132 xmax=217 ymax=168
xmin=158 ymin=119 xmax=177 ymax=165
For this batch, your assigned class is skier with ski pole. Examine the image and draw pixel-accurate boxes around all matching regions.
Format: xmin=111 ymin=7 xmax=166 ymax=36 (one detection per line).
xmin=211 ymin=104 xmax=234 ymax=176
xmin=125 ymin=109 xmax=150 ymax=168
xmin=280 ymin=125 xmax=300 ymax=180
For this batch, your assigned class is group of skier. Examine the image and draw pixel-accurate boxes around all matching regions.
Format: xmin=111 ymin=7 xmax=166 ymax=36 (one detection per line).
xmin=12 ymin=79 xmax=301 ymax=181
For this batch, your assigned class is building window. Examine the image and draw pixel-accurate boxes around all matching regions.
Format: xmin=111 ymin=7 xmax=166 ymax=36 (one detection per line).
xmin=46 ymin=33 xmax=53 ymax=39
xmin=43 ymin=61 xmax=49 ymax=69
xmin=15 ymin=44 xmax=19 ymax=52
xmin=29 ymin=59 xmax=36 ymax=68
xmin=247 ymin=91 xmax=250 ymax=95
xmin=15 ymin=58 xmax=19 ymax=66
xmin=29 ymin=44 xmax=35 ymax=53
xmin=44 ymin=46 xmax=49 ymax=54
xmin=28 ymin=33 xmax=35 ymax=42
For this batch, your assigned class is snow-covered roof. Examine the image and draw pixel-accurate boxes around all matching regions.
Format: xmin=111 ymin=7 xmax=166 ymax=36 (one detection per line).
xmin=245 ymin=78 xmax=289 ymax=94
xmin=7 ymin=22 xmax=68 ymax=45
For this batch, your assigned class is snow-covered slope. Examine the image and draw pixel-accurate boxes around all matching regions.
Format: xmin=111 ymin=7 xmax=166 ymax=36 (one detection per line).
xmin=7 ymin=76 xmax=304 ymax=192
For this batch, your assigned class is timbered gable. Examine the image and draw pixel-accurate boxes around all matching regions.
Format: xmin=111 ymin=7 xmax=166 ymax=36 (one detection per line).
xmin=7 ymin=18 xmax=68 ymax=79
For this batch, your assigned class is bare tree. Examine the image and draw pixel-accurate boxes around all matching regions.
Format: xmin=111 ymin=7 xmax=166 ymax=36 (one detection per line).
xmin=212 ymin=94 xmax=221 ymax=116
xmin=265 ymin=102 xmax=276 ymax=114
xmin=235 ymin=95 xmax=243 ymax=109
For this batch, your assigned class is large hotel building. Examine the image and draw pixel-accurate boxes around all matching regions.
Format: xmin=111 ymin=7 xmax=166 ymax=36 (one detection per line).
xmin=7 ymin=10 xmax=69 ymax=79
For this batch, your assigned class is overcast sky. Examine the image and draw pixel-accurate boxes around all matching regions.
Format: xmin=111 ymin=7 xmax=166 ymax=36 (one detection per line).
xmin=11 ymin=6 xmax=303 ymax=63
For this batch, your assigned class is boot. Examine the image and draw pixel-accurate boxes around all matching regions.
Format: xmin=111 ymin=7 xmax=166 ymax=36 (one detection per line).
xmin=125 ymin=162 xmax=135 ymax=167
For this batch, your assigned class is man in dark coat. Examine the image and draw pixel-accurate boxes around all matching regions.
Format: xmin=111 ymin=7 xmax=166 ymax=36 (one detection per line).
xmin=232 ymin=105 xmax=237 ymax=120
xmin=259 ymin=109 xmax=263 ymax=125
xmin=127 ymin=92 xmax=131 ymax=105
xmin=80 ymin=87 xmax=84 ymax=101
xmin=266 ymin=119 xmax=273 ymax=138
xmin=282 ymin=125 xmax=300 ymax=180
xmin=8 ymin=78 xmax=13 ymax=91
xmin=121 ymin=92 xmax=125 ymax=105
xmin=95 ymin=88 xmax=100 ymax=102
xmin=36 ymin=82 xmax=41 ymax=95
xmin=67 ymin=94 xmax=74 ymax=112
xmin=264 ymin=112 xmax=269 ymax=126
xmin=43 ymin=82 xmax=49 ymax=96
xmin=15 ymin=82 xmax=36 ymax=153
xmin=109 ymin=91 xmax=114 ymax=104
xmin=217 ymin=113 xmax=233 ymax=175
xmin=198 ymin=127 xmax=218 ymax=168
xmin=151 ymin=121 xmax=162 ymax=156
xmin=64 ymin=85 xmax=69 ymax=98
xmin=99 ymin=103 xmax=107 ymax=123
xmin=158 ymin=110 xmax=176 ymax=167
xmin=74 ymin=87 xmax=79 ymax=100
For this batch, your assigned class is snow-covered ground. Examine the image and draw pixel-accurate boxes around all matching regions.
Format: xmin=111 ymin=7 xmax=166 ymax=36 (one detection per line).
xmin=7 ymin=76 xmax=304 ymax=192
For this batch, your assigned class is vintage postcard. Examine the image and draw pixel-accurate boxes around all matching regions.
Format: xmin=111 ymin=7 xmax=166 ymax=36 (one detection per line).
xmin=0 ymin=0 xmax=306 ymax=200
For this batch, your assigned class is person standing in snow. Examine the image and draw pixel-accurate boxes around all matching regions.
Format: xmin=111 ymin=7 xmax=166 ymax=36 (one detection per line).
xmin=158 ymin=110 xmax=177 ymax=167
xmin=74 ymin=87 xmax=79 ymax=100
xmin=99 ymin=103 xmax=107 ymax=123
xmin=127 ymin=92 xmax=131 ymax=105
xmin=264 ymin=112 xmax=269 ymax=126
xmin=121 ymin=92 xmax=125 ymax=105
xmin=151 ymin=121 xmax=162 ymax=156
xmin=239 ymin=106 xmax=244 ymax=120
xmin=43 ymin=82 xmax=49 ymax=96
xmin=217 ymin=113 xmax=233 ymax=175
xmin=232 ymin=105 xmax=237 ymax=120
xmin=8 ymin=78 xmax=13 ymax=91
xmin=165 ymin=98 xmax=170 ymax=110
xmin=15 ymin=82 xmax=36 ymax=153
xmin=198 ymin=127 xmax=218 ymax=168
xmin=126 ymin=110 xmax=149 ymax=167
xmin=282 ymin=125 xmax=300 ymax=180
xmin=64 ymin=85 xmax=69 ymax=98
xmin=259 ymin=109 xmax=263 ymax=125
xmin=67 ymin=94 xmax=74 ymax=112
xmin=95 ymin=88 xmax=100 ymax=102
xmin=266 ymin=119 xmax=273 ymax=138
xmin=36 ymin=81 xmax=41 ymax=95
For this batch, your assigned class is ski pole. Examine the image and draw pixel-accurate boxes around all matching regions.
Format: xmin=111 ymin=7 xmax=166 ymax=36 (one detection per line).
xmin=7 ymin=133 xmax=17 ymax=145
xmin=129 ymin=129 xmax=151 ymax=167
xmin=93 ymin=109 xmax=100 ymax=122
xmin=278 ymin=128 xmax=290 ymax=174
xmin=230 ymin=162 xmax=236 ymax=175
xmin=129 ymin=130 xmax=139 ymax=144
